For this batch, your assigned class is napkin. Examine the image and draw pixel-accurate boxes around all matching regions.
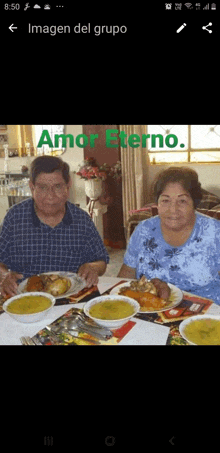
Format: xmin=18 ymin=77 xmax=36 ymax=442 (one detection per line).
xmin=119 ymin=318 xmax=170 ymax=345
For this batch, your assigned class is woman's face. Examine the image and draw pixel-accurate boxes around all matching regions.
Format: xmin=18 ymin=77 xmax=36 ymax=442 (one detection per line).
xmin=157 ymin=182 xmax=195 ymax=231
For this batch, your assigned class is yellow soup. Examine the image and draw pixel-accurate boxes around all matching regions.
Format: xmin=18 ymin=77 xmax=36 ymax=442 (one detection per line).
xmin=183 ymin=318 xmax=220 ymax=345
xmin=7 ymin=296 xmax=52 ymax=314
xmin=89 ymin=300 xmax=135 ymax=320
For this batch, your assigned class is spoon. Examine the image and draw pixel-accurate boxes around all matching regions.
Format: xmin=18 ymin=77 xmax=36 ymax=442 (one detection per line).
xmin=46 ymin=322 xmax=99 ymax=344
xmin=66 ymin=318 xmax=112 ymax=340
xmin=68 ymin=308 xmax=105 ymax=328
xmin=67 ymin=310 xmax=113 ymax=337
xmin=47 ymin=313 xmax=112 ymax=340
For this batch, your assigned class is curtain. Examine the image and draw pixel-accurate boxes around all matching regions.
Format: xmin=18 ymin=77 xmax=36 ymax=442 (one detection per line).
xmin=120 ymin=125 xmax=150 ymax=228
xmin=16 ymin=125 xmax=36 ymax=156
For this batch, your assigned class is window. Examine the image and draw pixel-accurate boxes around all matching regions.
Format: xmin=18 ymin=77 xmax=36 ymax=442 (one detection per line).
xmin=34 ymin=125 xmax=65 ymax=156
xmin=147 ymin=125 xmax=220 ymax=164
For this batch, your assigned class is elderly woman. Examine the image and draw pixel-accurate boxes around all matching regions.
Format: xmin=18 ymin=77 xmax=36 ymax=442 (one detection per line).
xmin=118 ymin=167 xmax=220 ymax=305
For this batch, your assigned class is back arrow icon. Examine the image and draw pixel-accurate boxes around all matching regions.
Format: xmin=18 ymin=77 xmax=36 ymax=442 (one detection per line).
xmin=169 ymin=437 xmax=175 ymax=445
xmin=9 ymin=24 xmax=18 ymax=32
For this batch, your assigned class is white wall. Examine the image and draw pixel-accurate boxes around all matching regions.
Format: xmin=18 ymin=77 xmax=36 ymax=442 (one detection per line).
xmin=0 ymin=125 xmax=87 ymax=221
xmin=146 ymin=163 xmax=220 ymax=200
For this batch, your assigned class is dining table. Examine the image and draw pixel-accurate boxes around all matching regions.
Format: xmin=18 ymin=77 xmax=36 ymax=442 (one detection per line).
xmin=1 ymin=276 xmax=220 ymax=345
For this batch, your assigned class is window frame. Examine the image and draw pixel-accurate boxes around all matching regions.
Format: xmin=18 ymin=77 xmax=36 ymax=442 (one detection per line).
xmin=147 ymin=125 xmax=220 ymax=164
xmin=34 ymin=125 xmax=66 ymax=156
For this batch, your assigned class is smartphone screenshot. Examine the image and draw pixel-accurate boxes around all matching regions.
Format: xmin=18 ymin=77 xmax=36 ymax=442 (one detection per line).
xmin=1 ymin=2 xmax=219 ymax=451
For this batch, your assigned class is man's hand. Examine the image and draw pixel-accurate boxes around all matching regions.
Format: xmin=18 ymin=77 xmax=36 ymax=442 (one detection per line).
xmin=0 ymin=271 xmax=24 ymax=298
xmin=78 ymin=263 xmax=99 ymax=288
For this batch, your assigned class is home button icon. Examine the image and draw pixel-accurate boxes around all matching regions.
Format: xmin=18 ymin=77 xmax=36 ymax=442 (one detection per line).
xmin=105 ymin=436 xmax=116 ymax=447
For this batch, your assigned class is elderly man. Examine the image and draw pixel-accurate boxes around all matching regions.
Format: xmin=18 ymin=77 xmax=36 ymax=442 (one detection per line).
xmin=0 ymin=156 xmax=109 ymax=297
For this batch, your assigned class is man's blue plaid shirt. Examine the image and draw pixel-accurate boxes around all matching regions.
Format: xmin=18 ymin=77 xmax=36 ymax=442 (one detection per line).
xmin=0 ymin=198 xmax=109 ymax=280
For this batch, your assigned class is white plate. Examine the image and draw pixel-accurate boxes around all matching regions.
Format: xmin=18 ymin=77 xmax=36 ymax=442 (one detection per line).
xmin=17 ymin=272 xmax=86 ymax=299
xmin=110 ymin=281 xmax=183 ymax=313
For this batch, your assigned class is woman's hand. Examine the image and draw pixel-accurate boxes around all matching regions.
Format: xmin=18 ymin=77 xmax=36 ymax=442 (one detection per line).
xmin=117 ymin=264 xmax=136 ymax=279
xmin=150 ymin=278 xmax=171 ymax=300
xmin=0 ymin=271 xmax=24 ymax=298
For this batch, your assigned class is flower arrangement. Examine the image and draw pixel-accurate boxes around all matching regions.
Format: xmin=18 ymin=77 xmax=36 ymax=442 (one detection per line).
xmin=109 ymin=161 xmax=122 ymax=181
xmin=74 ymin=157 xmax=108 ymax=181
xmin=75 ymin=157 xmax=122 ymax=181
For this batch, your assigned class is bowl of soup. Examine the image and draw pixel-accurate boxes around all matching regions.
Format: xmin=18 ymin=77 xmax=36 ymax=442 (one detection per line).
xmin=179 ymin=315 xmax=220 ymax=345
xmin=3 ymin=292 xmax=56 ymax=323
xmin=84 ymin=295 xmax=140 ymax=330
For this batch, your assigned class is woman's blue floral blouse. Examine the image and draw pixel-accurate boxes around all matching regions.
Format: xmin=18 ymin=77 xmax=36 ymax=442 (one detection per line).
xmin=124 ymin=213 xmax=220 ymax=305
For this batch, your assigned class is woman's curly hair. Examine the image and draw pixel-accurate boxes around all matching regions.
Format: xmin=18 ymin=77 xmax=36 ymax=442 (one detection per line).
xmin=153 ymin=167 xmax=203 ymax=209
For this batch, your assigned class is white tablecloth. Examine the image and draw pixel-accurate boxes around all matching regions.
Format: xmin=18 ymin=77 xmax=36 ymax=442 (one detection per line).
xmin=1 ymin=276 xmax=218 ymax=345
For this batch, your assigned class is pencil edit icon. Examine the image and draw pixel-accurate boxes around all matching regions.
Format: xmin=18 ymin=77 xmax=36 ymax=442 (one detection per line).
xmin=176 ymin=23 xmax=187 ymax=33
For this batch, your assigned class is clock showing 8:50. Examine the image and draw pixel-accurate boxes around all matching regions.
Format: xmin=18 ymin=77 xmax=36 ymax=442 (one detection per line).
xmin=4 ymin=3 xmax=21 ymax=9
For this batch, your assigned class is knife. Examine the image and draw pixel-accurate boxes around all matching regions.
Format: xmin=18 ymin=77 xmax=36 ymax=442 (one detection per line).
xmin=66 ymin=332 xmax=100 ymax=345
xmin=102 ymin=280 xmax=128 ymax=295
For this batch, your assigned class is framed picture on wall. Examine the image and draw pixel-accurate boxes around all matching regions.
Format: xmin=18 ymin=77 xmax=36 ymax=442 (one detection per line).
xmin=0 ymin=135 xmax=8 ymax=144
xmin=0 ymin=125 xmax=7 ymax=130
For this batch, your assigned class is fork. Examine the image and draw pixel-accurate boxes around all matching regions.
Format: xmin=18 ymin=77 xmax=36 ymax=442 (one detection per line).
xmin=20 ymin=336 xmax=43 ymax=345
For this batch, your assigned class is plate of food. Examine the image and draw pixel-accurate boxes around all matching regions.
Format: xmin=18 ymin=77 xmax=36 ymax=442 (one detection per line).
xmin=17 ymin=272 xmax=86 ymax=299
xmin=110 ymin=276 xmax=183 ymax=313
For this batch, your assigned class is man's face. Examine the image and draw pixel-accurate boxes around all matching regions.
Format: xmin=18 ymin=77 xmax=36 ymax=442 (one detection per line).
xmin=29 ymin=171 xmax=71 ymax=216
